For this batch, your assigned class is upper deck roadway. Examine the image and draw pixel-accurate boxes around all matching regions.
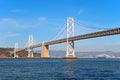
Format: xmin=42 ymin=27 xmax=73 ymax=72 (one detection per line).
xmin=17 ymin=27 xmax=120 ymax=52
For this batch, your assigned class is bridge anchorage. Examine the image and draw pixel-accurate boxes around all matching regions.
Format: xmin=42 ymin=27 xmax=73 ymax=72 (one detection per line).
xmin=27 ymin=35 xmax=34 ymax=58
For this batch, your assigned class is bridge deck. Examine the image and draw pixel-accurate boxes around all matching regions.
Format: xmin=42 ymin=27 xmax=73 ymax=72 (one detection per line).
xmin=45 ymin=27 xmax=120 ymax=45
xmin=17 ymin=27 xmax=120 ymax=52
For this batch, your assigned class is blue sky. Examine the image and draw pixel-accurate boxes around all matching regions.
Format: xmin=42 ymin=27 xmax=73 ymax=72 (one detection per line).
xmin=0 ymin=0 xmax=120 ymax=52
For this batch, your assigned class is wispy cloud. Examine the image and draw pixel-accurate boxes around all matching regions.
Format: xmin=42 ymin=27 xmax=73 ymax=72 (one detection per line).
xmin=0 ymin=18 xmax=18 ymax=27
xmin=0 ymin=18 xmax=15 ymax=22
xmin=38 ymin=16 xmax=47 ymax=21
xmin=78 ymin=9 xmax=84 ymax=15
xmin=6 ymin=32 xmax=20 ymax=37
xmin=0 ymin=16 xmax=48 ymax=30
xmin=0 ymin=32 xmax=20 ymax=39
xmin=10 ymin=9 xmax=26 ymax=13
xmin=35 ymin=16 xmax=47 ymax=26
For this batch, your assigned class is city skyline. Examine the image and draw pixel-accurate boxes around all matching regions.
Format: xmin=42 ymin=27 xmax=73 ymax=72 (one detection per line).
xmin=0 ymin=0 xmax=120 ymax=52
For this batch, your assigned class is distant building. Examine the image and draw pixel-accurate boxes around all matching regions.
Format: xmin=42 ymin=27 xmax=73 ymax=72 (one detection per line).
xmin=96 ymin=54 xmax=115 ymax=58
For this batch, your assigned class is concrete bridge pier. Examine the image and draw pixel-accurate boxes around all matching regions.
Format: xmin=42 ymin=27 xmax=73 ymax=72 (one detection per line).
xmin=41 ymin=43 xmax=50 ymax=58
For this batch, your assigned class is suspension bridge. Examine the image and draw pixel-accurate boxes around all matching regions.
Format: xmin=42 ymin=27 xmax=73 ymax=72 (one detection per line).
xmin=11 ymin=17 xmax=120 ymax=58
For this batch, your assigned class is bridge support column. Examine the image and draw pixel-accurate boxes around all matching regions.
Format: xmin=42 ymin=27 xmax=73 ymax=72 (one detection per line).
xmin=41 ymin=43 xmax=50 ymax=58
xmin=65 ymin=17 xmax=76 ymax=59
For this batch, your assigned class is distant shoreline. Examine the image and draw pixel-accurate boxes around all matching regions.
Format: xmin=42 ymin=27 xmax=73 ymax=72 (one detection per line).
xmin=0 ymin=48 xmax=41 ymax=58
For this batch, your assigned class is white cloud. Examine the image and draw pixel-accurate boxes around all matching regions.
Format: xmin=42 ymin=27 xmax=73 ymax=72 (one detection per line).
xmin=0 ymin=18 xmax=15 ymax=22
xmin=10 ymin=9 xmax=26 ymax=13
xmin=6 ymin=33 xmax=20 ymax=37
xmin=78 ymin=9 xmax=84 ymax=15
xmin=0 ymin=32 xmax=20 ymax=39
xmin=0 ymin=16 xmax=47 ymax=30
xmin=34 ymin=16 xmax=47 ymax=26
xmin=38 ymin=16 xmax=47 ymax=21
xmin=0 ymin=18 xmax=17 ymax=26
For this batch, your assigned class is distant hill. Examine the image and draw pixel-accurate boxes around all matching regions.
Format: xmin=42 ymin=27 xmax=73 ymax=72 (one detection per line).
xmin=49 ymin=50 xmax=120 ymax=58
xmin=75 ymin=51 xmax=120 ymax=58
xmin=0 ymin=48 xmax=41 ymax=58
xmin=0 ymin=48 xmax=13 ymax=58
xmin=0 ymin=48 xmax=119 ymax=58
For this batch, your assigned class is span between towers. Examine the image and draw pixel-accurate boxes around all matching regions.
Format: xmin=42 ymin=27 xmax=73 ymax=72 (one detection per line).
xmin=40 ymin=17 xmax=76 ymax=58
xmin=12 ymin=17 xmax=120 ymax=58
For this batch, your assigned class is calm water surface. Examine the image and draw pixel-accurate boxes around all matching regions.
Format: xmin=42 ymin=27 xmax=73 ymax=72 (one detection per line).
xmin=0 ymin=58 xmax=120 ymax=80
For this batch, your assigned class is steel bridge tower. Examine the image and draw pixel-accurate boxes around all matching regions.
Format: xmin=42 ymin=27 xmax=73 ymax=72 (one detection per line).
xmin=14 ymin=43 xmax=18 ymax=58
xmin=65 ymin=17 xmax=76 ymax=58
xmin=28 ymin=35 xmax=34 ymax=58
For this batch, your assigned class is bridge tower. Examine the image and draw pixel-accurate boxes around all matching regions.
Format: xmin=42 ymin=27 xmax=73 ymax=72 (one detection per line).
xmin=13 ymin=43 xmax=18 ymax=58
xmin=65 ymin=17 xmax=76 ymax=58
xmin=27 ymin=35 xmax=34 ymax=58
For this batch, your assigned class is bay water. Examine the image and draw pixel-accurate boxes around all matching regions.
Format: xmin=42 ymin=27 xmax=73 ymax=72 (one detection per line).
xmin=0 ymin=58 xmax=120 ymax=80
